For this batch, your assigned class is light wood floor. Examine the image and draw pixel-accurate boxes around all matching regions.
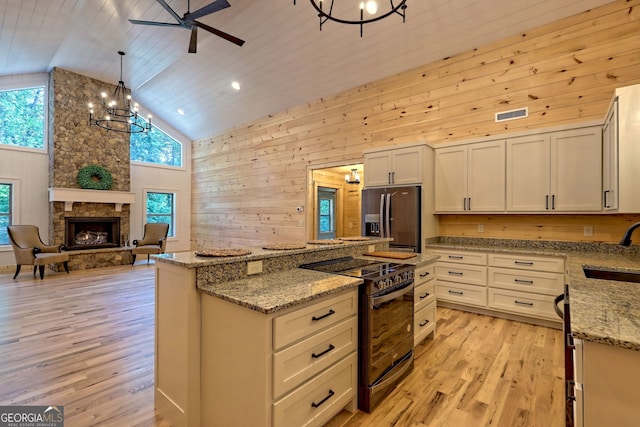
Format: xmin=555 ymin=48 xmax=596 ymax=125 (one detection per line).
xmin=0 ymin=265 xmax=563 ymax=427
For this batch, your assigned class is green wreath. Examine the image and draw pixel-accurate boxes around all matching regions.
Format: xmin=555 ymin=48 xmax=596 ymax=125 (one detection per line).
xmin=77 ymin=165 xmax=113 ymax=190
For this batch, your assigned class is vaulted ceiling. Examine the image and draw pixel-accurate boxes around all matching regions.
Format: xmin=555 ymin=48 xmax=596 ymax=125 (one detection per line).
xmin=0 ymin=0 xmax=612 ymax=141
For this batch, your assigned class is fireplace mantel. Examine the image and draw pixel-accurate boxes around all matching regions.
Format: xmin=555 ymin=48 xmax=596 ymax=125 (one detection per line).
xmin=49 ymin=188 xmax=135 ymax=212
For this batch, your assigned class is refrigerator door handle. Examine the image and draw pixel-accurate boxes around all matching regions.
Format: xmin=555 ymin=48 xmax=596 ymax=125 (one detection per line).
xmin=379 ymin=193 xmax=386 ymax=238
xmin=385 ymin=193 xmax=391 ymax=239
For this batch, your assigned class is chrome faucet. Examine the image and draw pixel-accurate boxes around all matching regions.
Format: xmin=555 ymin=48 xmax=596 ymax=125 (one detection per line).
xmin=619 ymin=222 xmax=640 ymax=246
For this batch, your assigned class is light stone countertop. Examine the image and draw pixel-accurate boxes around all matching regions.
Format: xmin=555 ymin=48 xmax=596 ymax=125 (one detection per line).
xmin=198 ymin=268 xmax=362 ymax=314
xmin=425 ymin=238 xmax=640 ymax=351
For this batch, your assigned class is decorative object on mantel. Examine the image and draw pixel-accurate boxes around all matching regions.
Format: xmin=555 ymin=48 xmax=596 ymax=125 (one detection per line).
xmin=344 ymin=168 xmax=361 ymax=184
xmin=195 ymin=248 xmax=252 ymax=257
xmin=262 ymin=243 xmax=307 ymax=250
xmin=77 ymin=165 xmax=113 ymax=190
xmin=338 ymin=236 xmax=370 ymax=241
xmin=307 ymin=239 xmax=345 ymax=245
xmin=88 ymin=51 xmax=151 ymax=134
xmin=293 ymin=0 xmax=407 ymax=37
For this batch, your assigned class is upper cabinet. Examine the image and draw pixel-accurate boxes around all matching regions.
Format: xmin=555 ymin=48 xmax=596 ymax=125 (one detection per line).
xmin=363 ymin=145 xmax=425 ymax=187
xmin=602 ymin=84 xmax=640 ymax=213
xmin=506 ymin=126 xmax=602 ymax=212
xmin=435 ymin=141 xmax=505 ymax=212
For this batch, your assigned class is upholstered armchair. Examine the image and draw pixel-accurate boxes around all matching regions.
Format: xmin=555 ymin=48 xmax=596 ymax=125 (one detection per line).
xmin=7 ymin=225 xmax=70 ymax=280
xmin=131 ymin=223 xmax=170 ymax=264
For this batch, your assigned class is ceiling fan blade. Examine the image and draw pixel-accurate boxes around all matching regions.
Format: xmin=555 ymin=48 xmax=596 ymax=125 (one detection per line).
xmin=128 ymin=19 xmax=186 ymax=28
xmin=189 ymin=26 xmax=198 ymax=53
xmin=183 ymin=0 xmax=230 ymax=22
xmin=154 ymin=0 xmax=185 ymax=24
xmin=193 ymin=20 xmax=245 ymax=46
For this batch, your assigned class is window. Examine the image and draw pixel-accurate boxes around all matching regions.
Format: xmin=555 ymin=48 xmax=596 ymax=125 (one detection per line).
xmin=0 ymin=86 xmax=46 ymax=150
xmin=0 ymin=183 xmax=12 ymax=245
xmin=131 ymin=118 xmax=183 ymax=167
xmin=145 ymin=192 xmax=175 ymax=237
xmin=317 ymin=187 xmax=336 ymax=240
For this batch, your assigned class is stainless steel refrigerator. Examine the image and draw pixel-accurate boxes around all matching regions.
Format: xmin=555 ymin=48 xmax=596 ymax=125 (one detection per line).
xmin=361 ymin=186 xmax=421 ymax=252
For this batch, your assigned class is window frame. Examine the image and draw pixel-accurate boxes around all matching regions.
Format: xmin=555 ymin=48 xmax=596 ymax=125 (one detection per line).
xmin=0 ymin=74 xmax=48 ymax=154
xmin=143 ymin=189 xmax=176 ymax=238
xmin=0 ymin=179 xmax=20 ymax=247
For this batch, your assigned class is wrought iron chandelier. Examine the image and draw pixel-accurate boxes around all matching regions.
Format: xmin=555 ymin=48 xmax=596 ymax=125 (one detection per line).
xmin=88 ymin=51 xmax=151 ymax=134
xmin=294 ymin=0 xmax=407 ymax=36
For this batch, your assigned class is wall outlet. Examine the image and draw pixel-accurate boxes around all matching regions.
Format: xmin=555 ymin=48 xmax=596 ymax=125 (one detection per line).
xmin=477 ymin=224 xmax=484 ymax=233
xmin=368 ymin=245 xmax=375 ymax=253
xmin=247 ymin=260 xmax=263 ymax=275
xmin=584 ymin=226 xmax=594 ymax=237
xmin=296 ymin=206 xmax=304 ymax=213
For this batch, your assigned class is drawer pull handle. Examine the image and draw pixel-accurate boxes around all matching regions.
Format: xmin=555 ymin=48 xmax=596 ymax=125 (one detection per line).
xmin=420 ymin=272 xmax=430 ymax=277
xmin=448 ymin=255 xmax=464 ymax=260
xmin=419 ymin=292 xmax=430 ymax=299
xmin=515 ymin=300 xmax=534 ymax=306
xmin=514 ymin=279 xmax=534 ymax=284
xmin=311 ymin=389 xmax=335 ymax=408
xmin=311 ymin=344 xmax=335 ymax=359
xmin=448 ymin=271 xmax=463 ymax=276
xmin=514 ymin=261 xmax=534 ymax=266
xmin=448 ymin=290 xmax=464 ymax=295
xmin=419 ymin=319 xmax=430 ymax=327
xmin=312 ymin=309 xmax=335 ymax=321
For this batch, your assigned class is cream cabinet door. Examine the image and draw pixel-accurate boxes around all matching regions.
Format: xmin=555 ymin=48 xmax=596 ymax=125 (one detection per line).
xmin=435 ymin=145 xmax=467 ymax=212
xmin=363 ymin=151 xmax=393 ymax=187
xmin=506 ymin=134 xmax=551 ymax=211
xmin=467 ymin=140 xmax=505 ymax=211
xmin=602 ymin=100 xmax=618 ymax=210
xmin=551 ymin=127 xmax=602 ymax=211
xmin=391 ymin=146 xmax=424 ymax=185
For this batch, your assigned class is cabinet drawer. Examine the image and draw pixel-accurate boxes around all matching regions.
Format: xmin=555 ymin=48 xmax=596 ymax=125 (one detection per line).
xmin=436 ymin=263 xmax=487 ymax=286
xmin=488 ymin=267 xmax=564 ymax=296
xmin=415 ymin=264 xmax=435 ymax=286
xmin=487 ymin=288 xmax=561 ymax=321
xmin=436 ymin=282 xmax=487 ymax=307
xmin=414 ymin=302 xmax=436 ymax=347
xmin=488 ymin=253 xmax=565 ymax=273
xmin=273 ymin=352 xmax=357 ymax=427
xmin=429 ymin=249 xmax=487 ymax=266
xmin=273 ymin=317 xmax=357 ymax=399
xmin=274 ymin=289 xmax=358 ymax=350
xmin=414 ymin=281 xmax=435 ymax=311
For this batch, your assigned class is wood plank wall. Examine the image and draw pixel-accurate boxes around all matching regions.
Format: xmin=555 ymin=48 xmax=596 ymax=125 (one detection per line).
xmin=311 ymin=169 xmax=363 ymax=239
xmin=192 ymin=0 xmax=640 ymax=248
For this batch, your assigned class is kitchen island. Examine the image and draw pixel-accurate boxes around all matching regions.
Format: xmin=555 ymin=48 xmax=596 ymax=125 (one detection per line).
xmin=153 ymin=239 xmax=393 ymax=427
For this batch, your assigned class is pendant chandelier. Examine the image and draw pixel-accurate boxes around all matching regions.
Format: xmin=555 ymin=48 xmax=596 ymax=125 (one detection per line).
xmin=345 ymin=168 xmax=361 ymax=184
xmin=88 ymin=51 xmax=151 ymax=134
xmin=294 ymin=0 xmax=407 ymax=36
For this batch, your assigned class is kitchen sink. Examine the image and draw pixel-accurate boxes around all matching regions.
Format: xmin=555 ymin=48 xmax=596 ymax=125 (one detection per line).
xmin=583 ymin=267 xmax=640 ymax=283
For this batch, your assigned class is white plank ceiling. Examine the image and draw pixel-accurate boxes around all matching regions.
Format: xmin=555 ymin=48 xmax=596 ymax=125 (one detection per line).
xmin=0 ymin=0 xmax=613 ymax=141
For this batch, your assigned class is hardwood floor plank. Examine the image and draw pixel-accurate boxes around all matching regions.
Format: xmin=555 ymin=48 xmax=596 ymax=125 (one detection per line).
xmin=1 ymin=266 xmax=562 ymax=427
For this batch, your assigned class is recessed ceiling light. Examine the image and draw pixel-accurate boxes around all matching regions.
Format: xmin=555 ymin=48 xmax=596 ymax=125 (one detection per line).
xmin=177 ymin=109 xmax=185 ymax=115
xmin=231 ymin=81 xmax=240 ymax=90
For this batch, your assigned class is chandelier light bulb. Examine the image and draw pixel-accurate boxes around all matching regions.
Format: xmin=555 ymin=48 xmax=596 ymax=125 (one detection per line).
xmin=101 ymin=92 xmax=107 ymax=98
xmin=365 ymin=0 xmax=377 ymax=14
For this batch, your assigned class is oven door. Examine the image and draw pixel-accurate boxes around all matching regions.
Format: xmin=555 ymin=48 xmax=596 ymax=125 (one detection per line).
xmin=367 ymin=280 xmax=414 ymax=384
xmin=555 ymin=284 xmax=575 ymax=427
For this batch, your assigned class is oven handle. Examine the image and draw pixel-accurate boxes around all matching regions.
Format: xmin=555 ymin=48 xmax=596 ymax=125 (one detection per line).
xmin=369 ymin=351 xmax=413 ymax=393
xmin=371 ymin=281 xmax=414 ymax=306
xmin=554 ymin=293 xmax=564 ymax=319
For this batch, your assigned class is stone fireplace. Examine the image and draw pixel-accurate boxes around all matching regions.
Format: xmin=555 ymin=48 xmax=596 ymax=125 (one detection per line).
xmin=47 ymin=68 xmax=135 ymax=269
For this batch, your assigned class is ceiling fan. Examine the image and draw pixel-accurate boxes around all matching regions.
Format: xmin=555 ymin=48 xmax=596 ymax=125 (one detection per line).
xmin=129 ymin=0 xmax=245 ymax=53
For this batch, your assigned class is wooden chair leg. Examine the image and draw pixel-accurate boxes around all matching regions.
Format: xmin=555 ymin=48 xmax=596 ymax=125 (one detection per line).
xmin=63 ymin=261 xmax=69 ymax=274
xmin=13 ymin=265 xmax=21 ymax=279
xmin=38 ymin=265 xmax=45 ymax=280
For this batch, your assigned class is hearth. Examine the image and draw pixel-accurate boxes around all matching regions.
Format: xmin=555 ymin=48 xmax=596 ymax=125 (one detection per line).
xmin=65 ymin=217 xmax=121 ymax=250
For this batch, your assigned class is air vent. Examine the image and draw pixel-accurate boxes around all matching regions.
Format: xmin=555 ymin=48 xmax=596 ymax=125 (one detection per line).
xmin=495 ymin=107 xmax=528 ymax=122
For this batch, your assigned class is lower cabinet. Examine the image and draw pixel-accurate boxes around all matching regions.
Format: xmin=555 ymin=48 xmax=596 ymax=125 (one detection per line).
xmin=201 ymin=288 xmax=358 ymax=427
xmin=414 ymin=262 xmax=436 ymax=346
xmin=428 ymin=248 xmax=564 ymax=325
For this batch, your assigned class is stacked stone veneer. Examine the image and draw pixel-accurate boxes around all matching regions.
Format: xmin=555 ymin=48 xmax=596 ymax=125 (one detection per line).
xmin=48 ymin=68 xmax=132 ymax=269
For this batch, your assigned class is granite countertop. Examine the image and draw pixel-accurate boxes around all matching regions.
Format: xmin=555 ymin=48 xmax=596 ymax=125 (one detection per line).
xmin=425 ymin=238 xmax=640 ymax=351
xmin=198 ymin=268 xmax=362 ymax=314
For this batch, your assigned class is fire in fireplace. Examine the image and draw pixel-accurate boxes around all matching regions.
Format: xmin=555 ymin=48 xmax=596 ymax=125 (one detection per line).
xmin=65 ymin=217 xmax=121 ymax=250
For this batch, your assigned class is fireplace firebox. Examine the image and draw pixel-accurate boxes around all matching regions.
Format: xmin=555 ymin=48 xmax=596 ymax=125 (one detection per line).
xmin=65 ymin=217 xmax=121 ymax=250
